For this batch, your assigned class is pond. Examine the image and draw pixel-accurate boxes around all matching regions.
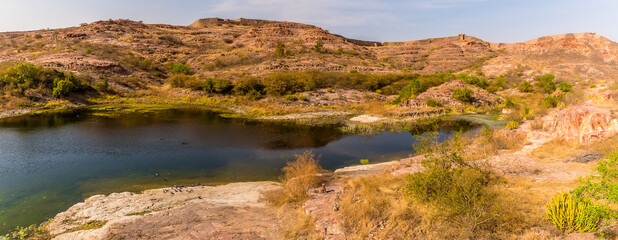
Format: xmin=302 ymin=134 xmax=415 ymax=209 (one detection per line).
xmin=0 ymin=108 xmax=492 ymax=234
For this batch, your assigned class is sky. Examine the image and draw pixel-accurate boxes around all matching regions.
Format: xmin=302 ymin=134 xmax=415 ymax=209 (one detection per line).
xmin=0 ymin=0 xmax=616 ymax=43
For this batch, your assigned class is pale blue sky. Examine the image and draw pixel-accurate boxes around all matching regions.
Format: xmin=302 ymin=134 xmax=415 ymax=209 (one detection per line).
xmin=0 ymin=0 xmax=616 ymax=43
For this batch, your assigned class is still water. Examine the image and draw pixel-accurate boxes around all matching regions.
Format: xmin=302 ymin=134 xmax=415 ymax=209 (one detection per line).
xmin=0 ymin=108 xmax=484 ymax=234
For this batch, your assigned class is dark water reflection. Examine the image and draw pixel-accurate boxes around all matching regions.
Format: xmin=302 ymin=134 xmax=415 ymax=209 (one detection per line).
xmin=0 ymin=108 xmax=479 ymax=234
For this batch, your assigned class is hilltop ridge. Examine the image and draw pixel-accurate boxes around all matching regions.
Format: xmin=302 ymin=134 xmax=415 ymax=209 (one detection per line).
xmin=0 ymin=17 xmax=616 ymax=111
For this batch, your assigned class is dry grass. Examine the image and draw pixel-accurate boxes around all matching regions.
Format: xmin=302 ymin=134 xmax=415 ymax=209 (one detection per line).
xmin=336 ymin=172 xmax=572 ymax=239
xmin=470 ymin=127 xmax=527 ymax=159
xmin=589 ymin=133 xmax=618 ymax=156
xmin=263 ymin=152 xmax=325 ymax=206
xmin=529 ymin=138 xmax=584 ymax=163
xmin=276 ymin=205 xmax=321 ymax=240
xmin=339 ymin=174 xmax=424 ymax=239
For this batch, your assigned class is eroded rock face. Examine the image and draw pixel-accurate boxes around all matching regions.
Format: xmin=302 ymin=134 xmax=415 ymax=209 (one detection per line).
xmin=400 ymin=80 xmax=503 ymax=108
xmin=541 ymin=106 xmax=618 ymax=143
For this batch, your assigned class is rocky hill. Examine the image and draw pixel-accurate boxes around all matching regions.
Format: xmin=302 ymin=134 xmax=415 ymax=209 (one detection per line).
xmin=0 ymin=18 xmax=616 ymax=109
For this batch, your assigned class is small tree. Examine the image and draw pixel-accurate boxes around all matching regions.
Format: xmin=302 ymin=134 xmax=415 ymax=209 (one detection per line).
xmin=453 ymin=87 xmax=474 ymax=102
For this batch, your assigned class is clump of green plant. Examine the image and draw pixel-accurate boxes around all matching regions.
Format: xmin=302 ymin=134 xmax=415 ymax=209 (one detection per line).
xmin=94 ymin=77 xmax=109 ymax=92
xmin=506 ymin=121 xmax=519 ymax=130
xmin=359 ymin=159 xmax=369 ymax=165
xmin=4 ymin=222 xmax=50 ymax=240
xmin=69 ymin=220 xmax=108 ymax=232
xmin=313 ymin=40 xmax=323 ymax=53
xmin=284 ymin=94 xmax=298 ymax=101
xmin=557 ymin=81 xmax=572 ymax=92
xmin=503 ymin=97 xmax=518 ymax=108
xmin=457 ymin=73 xmax=489 ymax=89
xmin=542 ymin=95 xmax=562 ymax=108
xmin=546 ymin=192 xmax=599 ymax=233
xmin=233 ymin=76 xmax=265 ymax=100
xmin=406 ymin=133 xmax=497 ymax=237
xmin=518 ymin=80 xmax=533 ymax=92
xmin=274 ymin=41 xmax=286 ymax=58
xmin=535 ymin=74 xmax=556 ymax=94
xmin=425 ymin=98 xmax=443 ymax=107
xmin=0 ymin=62 xmax=89 ymax=98
xmin=52 ymin=73 xmax=89 ymax=98
xmin=166 ymin=62 xmax=191 ymax=74
xmin=546 ymin=152 xmax=618 ymax=234
xmin=168 ymin=73 xmax=196 ymax=88
xmin=393 ymin=72 xmax=456 ymax=103
xmin=264 ymin=152 xmax=324 ymax=205
xmin=453 ymin=87 xmax=474 ymax=102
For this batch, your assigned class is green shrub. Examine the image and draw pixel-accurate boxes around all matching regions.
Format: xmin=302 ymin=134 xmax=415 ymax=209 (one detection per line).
xmin=535 ymin=74 xmax=556 ymax=94
xmin=518 ymin=80 xmax=533 ymax=92
xmin=425 ymin=98 xmax=443 ymax=107
xmin=313 ymin=40 xmax=323 ymax=53
xmin=546 ymin=192 xmax=599 ymax=233
xmin=453 ymin=87 xmax=474 ymax=102
xmin=359 ymin=159 xmax=369 ymax=165
xmin=274 ymin=42 xmax=286 ymax=58
xmin=246 ymin=89 xmax=263 ymax=100
xmin=557 ymin=81 xmax=572 ymax=92
xmin=52 ymin=79 xmax=76 ymax=98
xmin=120 ymin=56 xmax=154 ymax=71
xmin=457 ymin=73 xmax=489 ymax=89
xmin=298 ymin=94 xmax=308 ymax=101
xmin=503 ymin=97 xmax=517 ymax=108
xmin=393 ymin=73 xmax=454 ymax=103
xmin=168 ymin=74 xmax=195 ymax=88
xmin=166 ymin=62 xmax=191 ymax=74
xmin=406 ymin=133 xmax=495 ymax=234
xmin=542 ymin=95 xmax=561 ymax=108
xmin=285 ymin=94 xmax=298 ymax=101
xmin=94 ymin=77 xmax=109 ymax=92
xmin=207 ymin=78 xmax=233 ymax=93
xmin=571 ymin=152 xmax=618 ymax=219
xmin=233 ymin=76 xmax=264 ymax=95
xmin=4 ymin=222 xmax=50 ymax=240
xmin=506 ymin=121 xmax=519 ymax=130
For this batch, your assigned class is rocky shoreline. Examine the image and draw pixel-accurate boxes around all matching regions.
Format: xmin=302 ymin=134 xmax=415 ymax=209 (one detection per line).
xmin=37 ymin=101 xmax=617 ymax=240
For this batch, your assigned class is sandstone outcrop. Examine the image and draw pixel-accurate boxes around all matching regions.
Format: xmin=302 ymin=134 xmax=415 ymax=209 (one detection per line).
xmin=47 ymin=182 xmax=282 ymax=240
xmin=541 ymin=106 xmax=618 ymax=143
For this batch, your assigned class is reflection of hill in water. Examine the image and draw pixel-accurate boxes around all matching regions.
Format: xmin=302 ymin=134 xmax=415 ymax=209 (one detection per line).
xmin=0 ymin=108 xmax=348 ymax=150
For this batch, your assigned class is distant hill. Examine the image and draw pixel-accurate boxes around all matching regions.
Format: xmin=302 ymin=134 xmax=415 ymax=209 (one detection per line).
xmin=0 ymin=17 xmax=616 ymax=95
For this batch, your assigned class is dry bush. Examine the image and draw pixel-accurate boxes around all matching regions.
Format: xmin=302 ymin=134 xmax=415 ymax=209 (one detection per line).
xmin=264 ymin=152 xmax=324 ymax=206
xmin=530 ymin=138 xmax=583 ymax=163
xmin=472 ymin=126 xmax=527 ymax=158
xmin=276 ymin=205 xmax=321 ymax=240
xmin=339 ymin=174 xmax=424 ymax=239
xmin=589 ymin=133 xmax=618 ymax=156
xmin=530 ymin=119 xmax=544 ymax=130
